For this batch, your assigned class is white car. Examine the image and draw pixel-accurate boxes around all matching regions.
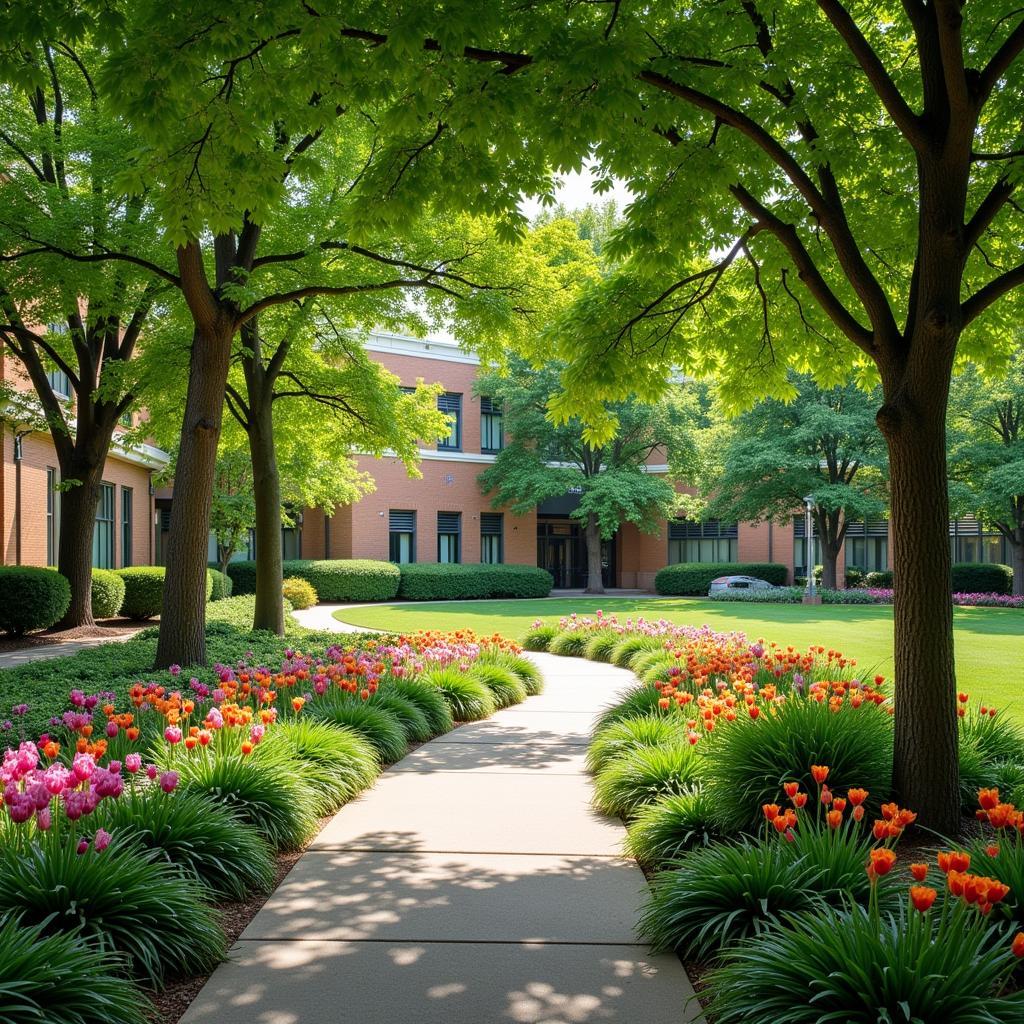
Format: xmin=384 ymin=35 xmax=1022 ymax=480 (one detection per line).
xmin=708 ymin=575 xmax=777 ymax=595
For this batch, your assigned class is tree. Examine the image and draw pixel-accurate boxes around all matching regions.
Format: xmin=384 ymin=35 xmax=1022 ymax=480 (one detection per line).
xmin=266 ymin=0 xmax=1024 ymax=830
xmin=478 ymin=356 xmax=700 ymax=593
xmin=0 ymin=35 xmax=164 ymax=626
xmin=702 ymin=375 xmax=888 ymax=589
xmin=949 ymin=350 xmax=1024 ymax=593
xmin=208 ymin=449 xmax=256 ymax=578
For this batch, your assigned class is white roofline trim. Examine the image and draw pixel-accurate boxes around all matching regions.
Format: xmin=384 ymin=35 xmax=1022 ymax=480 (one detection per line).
xmin=363 ymin=331 xmax=480 ymax=366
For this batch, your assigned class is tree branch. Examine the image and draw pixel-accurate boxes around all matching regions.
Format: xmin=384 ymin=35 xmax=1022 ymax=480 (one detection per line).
xmin=0 ymin=236 xmax=181 ymax=287
xmin=977 ymin=16 xmax=1024 ymax=104
xmin=962 ymin=261 xmax=1024 ymax=325
xmin=815 ymin=0 xmax=925 ymax=147
xmin=964 ymin=176 xmax=1017 ymax=250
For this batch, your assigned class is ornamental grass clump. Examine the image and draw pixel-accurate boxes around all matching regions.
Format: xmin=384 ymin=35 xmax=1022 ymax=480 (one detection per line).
xmin=383 ymin=677 xmax=455 ymax=735
xmin=365 ymin=689 xmax=433 ymax=743
xmin=94 ymin=786 xmax=275 ymax=899
xmin=521 ymin=622 xmax=558 ymax=651
xmin=177 ymin=746 xmax=319 ymax=851
xmin=592 ymin=742 xmax=703 ymax=818
xmin=0 ymin=835 xmax=226 ymax=986
xmin=468 ymin=662 xmax=528 ymax=708
xmin=260 ymin=718 xmax=380 ymax=814
xmin=0 ymin=917 xmax=150 ymax=1024
xmin=594 ymin=684 xmax=667 ymax=731
xmin=610 ymin=633 xmax=664 ymax=669
xmin=547 ymin=628 xmax=594 ymax=658
xmin=586 ymin=715 xmax=690 ymax=774
xmin=583 ymin=628 xmax=622 ymax=662
xmin=704 ymin=695 xmax=893 ymax=833
xmin=483 ymin=650 xmax=544 ymax=695
xmin=308 ymin=699 xmax=408 ymax=764
xmin=421 ymin=666 xmax=496 ymax=721
xmin=624 ymin=788 xmax=718 ymax=866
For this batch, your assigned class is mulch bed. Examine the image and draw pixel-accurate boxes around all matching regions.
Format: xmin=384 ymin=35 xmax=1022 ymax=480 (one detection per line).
xmin=0 ymin=619 xmax=152 ymax=655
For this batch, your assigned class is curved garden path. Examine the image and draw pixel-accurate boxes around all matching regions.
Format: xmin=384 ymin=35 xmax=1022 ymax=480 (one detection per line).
xmin=180 ymin=606 xmax=698 ymax=1024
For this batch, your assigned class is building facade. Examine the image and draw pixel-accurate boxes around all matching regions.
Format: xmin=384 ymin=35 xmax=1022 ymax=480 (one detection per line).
xmin=4 ymin=330 xmax=1015 ymax=589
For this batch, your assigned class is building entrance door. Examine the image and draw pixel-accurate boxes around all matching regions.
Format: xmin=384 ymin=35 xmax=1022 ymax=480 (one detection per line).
xmin=543 ymin=537 xmax=571 ymax=588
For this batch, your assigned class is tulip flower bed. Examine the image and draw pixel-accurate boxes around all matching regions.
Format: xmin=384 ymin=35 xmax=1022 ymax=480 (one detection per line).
xmin=529 ymin=611 xmax=1024 ymax=1019
xmin=0 ymin=627 xmax=538 ymax=1023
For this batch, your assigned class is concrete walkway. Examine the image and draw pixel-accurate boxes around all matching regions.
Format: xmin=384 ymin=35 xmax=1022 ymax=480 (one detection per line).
xmin=182 ymin=625 xmax=698 ymax=1023
xmin=0 ymin=631 xmax=137 ymax=670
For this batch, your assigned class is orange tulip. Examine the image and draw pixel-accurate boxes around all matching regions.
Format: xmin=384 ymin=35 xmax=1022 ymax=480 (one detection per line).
xmin=910 ymin=863 xmax=929 ymax=882
xmin=1012 ymin=933 xmax=1024 ymax=958
xmin=910 ymin=886 xmax=937 ymax=912
xmin=793 ymin=792 xmax=808 ymax=808
xmin=979 ymin=788 xmax=1000 ymax=811
xmin=783 ymin=781 xmax=799 ymax=798
xmin=811 ymin=765 xmax=830 ymax=784
xmin=868 ymin=848 xmax=897 ymax=877
xmin=847 ymin=788 xmax=868 ymax=806
xmin=827 ymin=809 xmax=843 ymax=829
xmin=762 ymin=804 xmax=780 ymax=821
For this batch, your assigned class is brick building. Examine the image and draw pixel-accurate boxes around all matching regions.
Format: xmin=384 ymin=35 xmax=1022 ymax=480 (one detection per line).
xmin=4 ymin=330 xmax=1014 ymax=589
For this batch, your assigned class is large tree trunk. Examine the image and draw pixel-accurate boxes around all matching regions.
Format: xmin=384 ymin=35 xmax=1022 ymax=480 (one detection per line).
xmin=583 ymin=513 xmax=605 ymax=594
xmin=155 ymin=325 xmax=233 ymax=668
xmin=55 ymin=468 xmax=103 ymax=628
xmin=878 ymin=358 xmax=959 ymax=835
xmin=249 ymin=400 xmax=285 ymax=635
xmin=1011 ymin=530 xmax=1023 ymax=597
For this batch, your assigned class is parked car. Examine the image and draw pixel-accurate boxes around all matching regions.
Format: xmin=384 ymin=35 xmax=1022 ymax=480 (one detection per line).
xmin=708 ymin=575 xmax=777 ymax=595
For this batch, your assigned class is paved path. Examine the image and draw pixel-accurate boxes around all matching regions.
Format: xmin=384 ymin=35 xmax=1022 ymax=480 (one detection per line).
xmin=182 ymin=616 xmax=699 ymax=1024
xmin=0 ymin=631 xmax=136 ymax=670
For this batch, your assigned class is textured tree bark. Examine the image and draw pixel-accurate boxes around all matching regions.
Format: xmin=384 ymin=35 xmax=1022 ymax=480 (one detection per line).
xmin=55 ymin=469 xmax=104 ymax=628
xmin=249 ymin=399 xmax=285 ymax=635
xmin=583 ymin=513 xmax=605 ymax=594
xmin=154 ymin=325 xmax=234 ymax=668
xmin=1011 ymin=532 xmax=1024 ymax=597
xmin=879 ymin=360 xmax=960 ymax=835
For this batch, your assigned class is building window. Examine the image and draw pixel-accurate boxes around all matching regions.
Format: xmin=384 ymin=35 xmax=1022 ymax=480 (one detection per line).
xmin=480 ymin=397 xmax=503 ymax=453
xmin=437 ymin=512 xmax=461 ymax=563
xmin=46 ymin=467 xmax=59 ymax=565
xmin=121 ymin=487 xmax=133 ymax=567
xmin=92 ymin=483 xmax=114 ymax=569
xmin=47 ymin=366 xmax=70 ymax=398
xmin=480 ymin=512 xmax=503 ymax=563
xmin=668 ymin=519 xmax=738 ymax=564
xmin=949 ymin=516 xmax=1008 ymax=564
xmin=844 ymin=520 xmax=888 ymax=573
xmin=389 ymin=510 xmax=416 ymax=563
xmin=120 ymin=410 xmax=133 ymax=427
xmin=437 ymin=393 xmax=462 ymax=450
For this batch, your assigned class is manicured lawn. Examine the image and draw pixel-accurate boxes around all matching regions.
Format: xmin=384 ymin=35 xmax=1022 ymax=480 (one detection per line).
xmin=337 ymin=597 xmax=1024 ymax=721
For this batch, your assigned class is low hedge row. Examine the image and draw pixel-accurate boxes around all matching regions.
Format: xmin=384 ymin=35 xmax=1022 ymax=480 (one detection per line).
xmin=115 ymin=567 xmax=215 ymax=620
xmin=654 ymin=562 xmax=789 ymax=596
xmin=951 ymin=562 xmax=1013 ymax=595
xmin=227 ymin=559 xmax=400 ymax=602
xmin=397 ymin=563 xmax=553 ymax=600
xmin=91 ymin=569 xmax=126 ymax=619
xmin=207 ymin=568 xmax=233 ymax=601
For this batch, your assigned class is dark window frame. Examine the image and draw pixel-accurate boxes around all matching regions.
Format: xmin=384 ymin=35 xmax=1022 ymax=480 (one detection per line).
xmin=437 ymin=393 xmax=463 ymax=451
xmin=480 ymin=512 xmax=503 ymax=564
xmin=480 ymin=396 xmax=504 ymax=454
xmin=92 ymin=482 xmax=115 ymax=569
xmin=437 ymin=511 xmax=462 ymax=563
xmin=389 ymin=510 xmax=417 ymax=563
xmin=121 ymin=486 xmax=133 ymax=568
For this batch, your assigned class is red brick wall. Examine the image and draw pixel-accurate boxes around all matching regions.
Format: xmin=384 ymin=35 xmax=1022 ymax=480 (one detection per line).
xmin=1 ymin=428 xmax=154 ymax=568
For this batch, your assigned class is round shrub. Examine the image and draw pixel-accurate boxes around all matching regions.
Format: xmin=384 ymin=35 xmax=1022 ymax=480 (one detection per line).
xmin=587 ymin=715 xmax=690 ymax=774
xmin=282 ymin=576 xmax=318 ymax=610
xmin=624 ymin=788 xmax=718 ymax=865
xmin=468 ymin=662 xmax=528 ymax=708
xmin=864 ymin=569 xmax=894 ymax=587
xmin=115 ymin=566 xmax=214 ymax=619
xmin=177 ymin=748 xmax=319 ymax=850
xmin=227 ymin=558 xmax=400 ymax=602
xmin=0 ymin=917 xmax=150 ymax=1024
xmin=594 ymin=684 xmax=667 ymax=731
xmin=262 ymin=718 xmax=380 ymax=814
xmin=705 ymin=903 xmax=1024 ymax=1024
xmin=384 ymin=677 xmax=455 ymax=735
xmin=206 ymin=567 xmax=233 ymax=601
xmin=0 ymin=566 xmax=70 ymax=634
xmin=547 ymin=628 xmax=593 ymax=657
xmin=521 ymin=623 xmax=558 ymax=651
xmin=308 ymin=699 xmax=408 ymax=763
xmin=397 ymin=562 xmax=552 ymax=600
xmin=90 ymin=568 xmax=125 ymax=618
xmin=421 ymin=666 xmax=496 ymax=721
xmin=593 ymin=742 xmax=704 ymax=817
xmin=0 ymin=836 xmax=225 ymax=985
xmin=703 ymin=698 xmax=894 ymax=833
xmin=94 ymin=787 xmax=275 ymax=900
xmin=583 ymin=630 xmax=621 ymax=662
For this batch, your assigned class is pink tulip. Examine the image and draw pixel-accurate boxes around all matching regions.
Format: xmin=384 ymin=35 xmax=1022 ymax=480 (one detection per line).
xmin=164 ymin=726 xmax=182 ymax=745
xmin=125 ymin=753 xmax=142 ymax=774
xmin=93 ymin=828 xmax=112 ymax=852
xmin=159 ymin=771 xmax=179 ymax=794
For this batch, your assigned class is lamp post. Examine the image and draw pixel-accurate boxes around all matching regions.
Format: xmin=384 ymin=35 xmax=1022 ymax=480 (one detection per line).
xmin=803 ymin=495 xmax=818 ymax=603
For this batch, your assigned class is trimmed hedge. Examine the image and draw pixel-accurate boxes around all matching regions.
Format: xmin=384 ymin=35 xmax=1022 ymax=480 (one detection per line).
xmin=0 ymin=567 xmax=71 ymax=635
xmin=227 ymin=559 xmax=400 ymax=602
xmin=398 ymin=563 xmax=553 ymax=601
xmin=863 ymin=569 xmax=893 ymax=588
xmin=115 ymin=567 xmax=215 ymax=619
xmin=952 ymin=562 xmax=1013 ymax=595
xmin=654 ymin=562 xmax=789 ymax=596
xmin=91 ymin=568 xmax=126 ymax=619
xmin=206 ymin=567 xmax=233 ymax=601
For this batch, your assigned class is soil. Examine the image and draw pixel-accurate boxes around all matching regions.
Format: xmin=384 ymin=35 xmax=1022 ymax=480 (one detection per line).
xmin=0 ymin=618 xmax=151 ymax=654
